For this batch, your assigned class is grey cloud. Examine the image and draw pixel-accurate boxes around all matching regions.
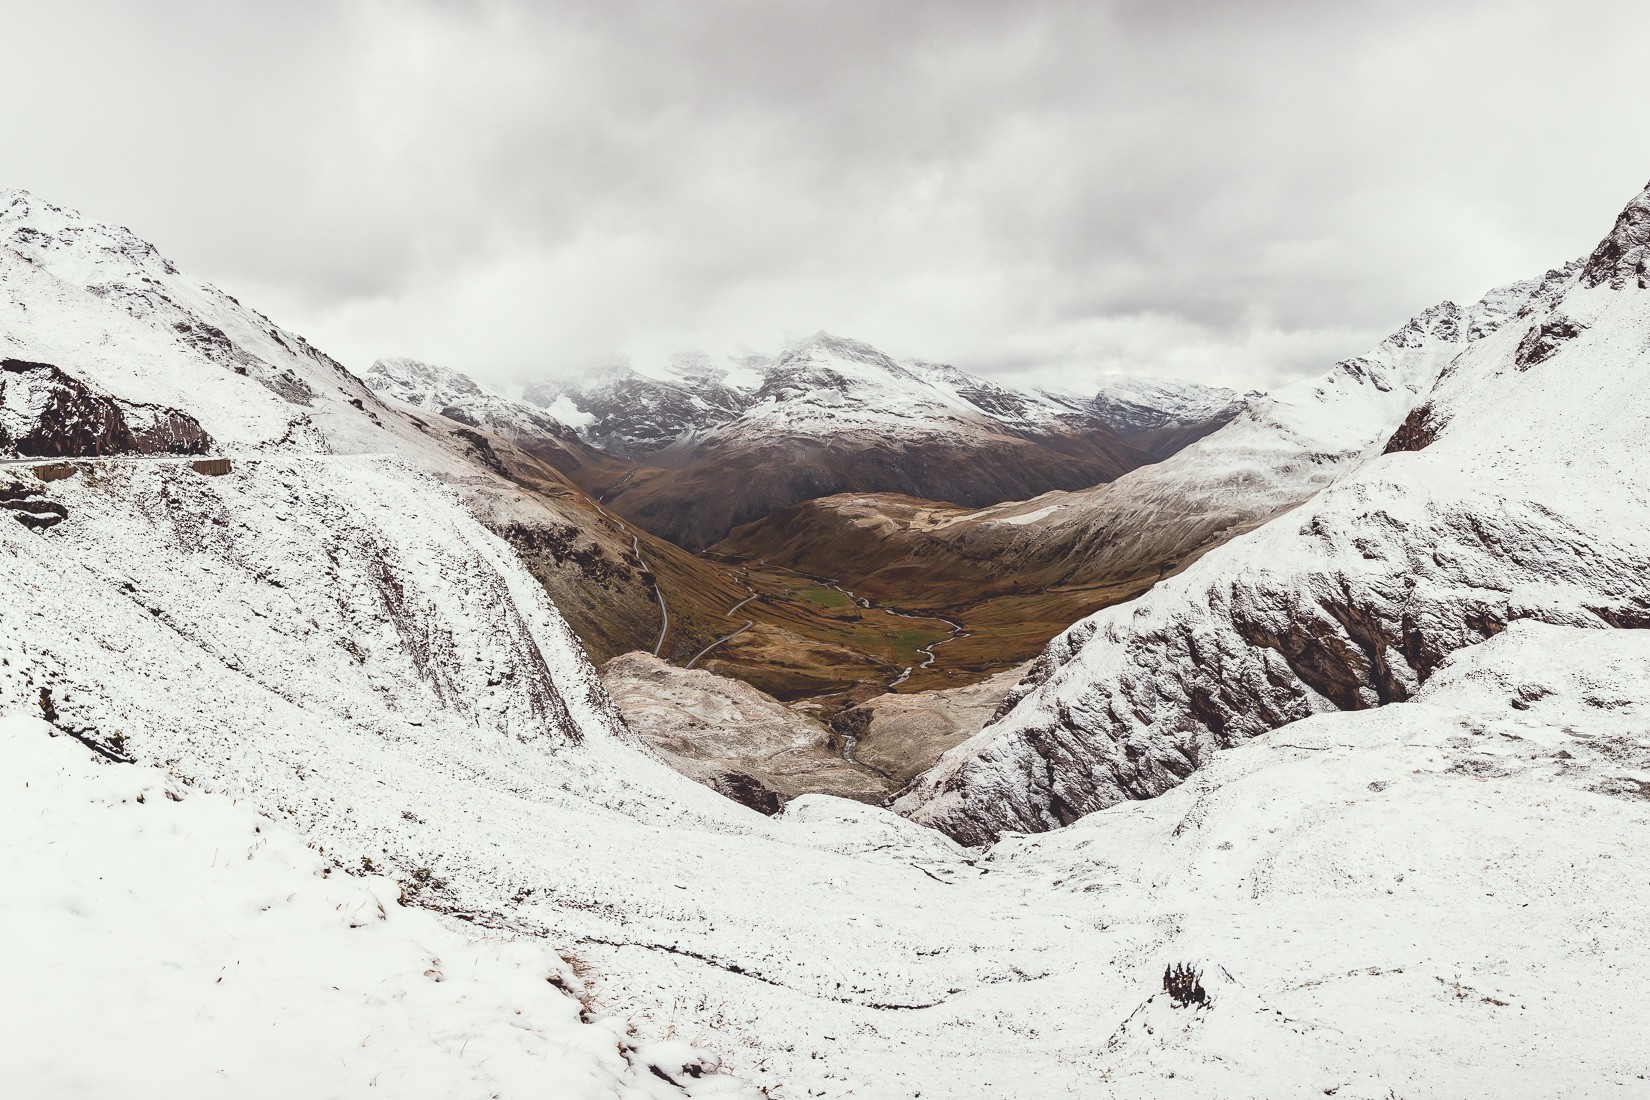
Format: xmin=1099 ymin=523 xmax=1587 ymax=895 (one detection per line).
xmin=4 ymin=0 xmax=1648 ymax=392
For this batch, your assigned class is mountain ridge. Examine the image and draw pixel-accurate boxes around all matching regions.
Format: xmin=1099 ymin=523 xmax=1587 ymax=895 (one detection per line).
xmin=894 ymin=181 xmax=1650 ymax=844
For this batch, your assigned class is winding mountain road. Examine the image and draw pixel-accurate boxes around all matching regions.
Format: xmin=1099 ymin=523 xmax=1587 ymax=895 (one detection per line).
xmin=684 ymin=589 xmax=758 ymax=669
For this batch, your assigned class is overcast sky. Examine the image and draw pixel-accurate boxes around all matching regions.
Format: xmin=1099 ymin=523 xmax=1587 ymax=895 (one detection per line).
xmin=5 ymin=0 xmax=1649 ymax=391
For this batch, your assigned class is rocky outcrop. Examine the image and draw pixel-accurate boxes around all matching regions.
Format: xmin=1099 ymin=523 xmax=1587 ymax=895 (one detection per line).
xmin=831 ymin=665 xmax=1024 ymax=788
xmin=599 ymin=651 xmax=888 ymax=807
xmin=1381 ymin=402 xmax=1444 ymax=453
xmin=0 ymin=358 xmax=211 ymax=457
xmin=1 ymin=473 xmax=68 ymax=530
xmin=1580 ymin=177 xmax=1650 ymax=289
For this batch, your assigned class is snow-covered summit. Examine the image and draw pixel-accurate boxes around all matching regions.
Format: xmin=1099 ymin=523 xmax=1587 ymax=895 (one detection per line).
xmin=1086 ymin=375 xmax=1251 ymax=435
xmin=1579 ymin=176 xmax=1650 ymax=289
xmin=524 ymin=353 xmax=755 ymax=457
xmin=539 ymin=330 xmax=1158 ymax=547
xmin=366 ymin=354 xmax=582 ymax=443
xmin=530 ymin=330 xmax=1225 ymax=461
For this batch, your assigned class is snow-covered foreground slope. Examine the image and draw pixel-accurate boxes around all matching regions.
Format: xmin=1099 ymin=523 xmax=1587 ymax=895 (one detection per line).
xmin=12 ymin=599 xmax=1649 ymax=1096
xmin=2 ymin=715 xmax=750 ymax=1099
xmin=897 ymin=184 xmax=1650 ymax=844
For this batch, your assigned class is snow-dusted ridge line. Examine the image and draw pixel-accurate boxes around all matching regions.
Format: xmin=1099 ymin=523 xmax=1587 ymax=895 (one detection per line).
xmin=896 ymin=179 xmax=1650 ymax=845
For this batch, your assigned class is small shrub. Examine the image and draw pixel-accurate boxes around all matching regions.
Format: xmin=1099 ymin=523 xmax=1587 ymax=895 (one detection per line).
xmin=1163 ymin=963 xmax=1208 ymax=1008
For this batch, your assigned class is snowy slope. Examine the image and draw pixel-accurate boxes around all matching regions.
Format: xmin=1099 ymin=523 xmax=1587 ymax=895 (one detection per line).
xmin=0 ymin=191 xmax=687 ymax=659
xmin=13 ymin=584 xmax=1649 ymax=1097
xmin=897 ymin=183 xmax=1650 ymax=844
xmin=2 ymin=715 xmax=754 ymax=1099
xmin=7 ymin=184 xmax=1650 ymax=1098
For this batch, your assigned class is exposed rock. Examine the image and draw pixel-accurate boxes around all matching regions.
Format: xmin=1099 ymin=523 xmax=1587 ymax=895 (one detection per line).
xmin=1580 ymin=178 xmax=1650 ymax=289
xmin=1 ymin=473 xmax=68 ymax=530
xmin=1514 ymin=315 xmax=1587 ymax=370
xmin=0 ymin=358 xmax=211 ymax=457
xmin=1382 ymin=402 xmax=1444 ymax=453
xmin=831 ymin=665 xmax=1025 ymax=788
xmin=599 ymin=651 xmax=888 ymax=805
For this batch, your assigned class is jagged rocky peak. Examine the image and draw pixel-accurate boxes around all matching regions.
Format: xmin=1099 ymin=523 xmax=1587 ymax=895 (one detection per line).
xmin=1320 ymin=299 xmax=1470 ymax=396
xmin=0 ymin=189 xmax=179 ymax=275
xmin=751 ymin=331 xmax=929 ymax=403
xmin=910 ymin=359 xmax=1052 ymax=420
xmin=524 ymin=353 xmax=755 ymax=458
xmin=1388 ymin=299 xmax=1463 ymax=346
xmin=783 ymin=330 xmax=906 ymax=371
xmin=365 ymin=355 xmax=590 ymax=448
xmin=1467 ymin=261 xmax=1583 ymax=340
xmin=1580 ymin=177 xmax=1650 ymax=289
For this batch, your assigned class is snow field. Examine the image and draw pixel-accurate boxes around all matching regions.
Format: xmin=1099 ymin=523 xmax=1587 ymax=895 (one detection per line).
xmin=1 ymin=714 xmax=757 ymax=1098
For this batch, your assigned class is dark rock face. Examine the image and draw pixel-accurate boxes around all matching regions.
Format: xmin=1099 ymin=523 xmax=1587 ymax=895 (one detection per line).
xmin=1514 ymin=317 xmax=1588 ymax=370
xmin=1383 ymin=402 xmax=1445 ymax=453
xmin=1 ymin=475 xmax=69 ymax=530
xmin=1580 ymin=180 xmax=1650 ymax=290
xmin=0 ymin=358 xmax=212 ymax=458
xmin=707 ymin=770 xmax=784 ymax=816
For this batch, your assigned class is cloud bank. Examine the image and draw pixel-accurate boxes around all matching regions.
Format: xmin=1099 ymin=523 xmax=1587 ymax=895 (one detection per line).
xmin=6 ymin=0 xmax=1648 ymax=390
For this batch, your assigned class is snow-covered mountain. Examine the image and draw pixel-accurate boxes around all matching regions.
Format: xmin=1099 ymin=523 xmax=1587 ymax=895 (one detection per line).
xmin=1089 ymin=375 xmax=1249 ymax=435
xmin=538 ymin=335 xmax=1243 ymax=467
xmin=525 ymin=351 xmax=759 ymax=458
xmin=0 ymin=189 xmax=743 ymax=662
xmin=1087 ymin=375 xmax=1253 ymax=459
xmin=364 ymin=355 xmax=631 ymax=492
xmin=10 ymin=182 xmax=1650 ymax=1098
xmin=533 ymin=331 xmax=1157 ymax=548
xmin=715 ymin=290 xmax=1495 ymax=660
xmin=895 ymin=183 xmax=1650 ymax=844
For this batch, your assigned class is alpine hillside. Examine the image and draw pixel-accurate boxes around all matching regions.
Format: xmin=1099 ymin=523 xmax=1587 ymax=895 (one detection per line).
xmin=895 ymin=182 xmax=1650 ymax=845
